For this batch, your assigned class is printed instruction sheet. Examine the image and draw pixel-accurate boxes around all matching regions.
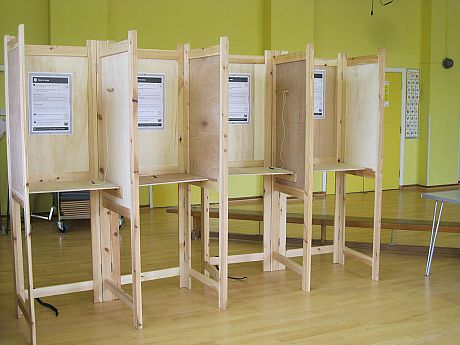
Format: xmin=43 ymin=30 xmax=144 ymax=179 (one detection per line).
xmin=138 ymin=74 xmax=164 ymax=129
xmin=314 ymin=70 xmax=325 ymax=119
xmin=229 ymin=74 xmax=251 ymax=124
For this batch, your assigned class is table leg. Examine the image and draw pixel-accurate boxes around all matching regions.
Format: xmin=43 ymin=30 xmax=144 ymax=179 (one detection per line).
xmin=425 ymin=201 xmax=444 ymax=276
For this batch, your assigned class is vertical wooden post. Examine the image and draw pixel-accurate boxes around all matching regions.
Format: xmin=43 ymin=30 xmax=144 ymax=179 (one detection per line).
xmin=100 ymin=205 xmax=114 ymax=301
xmin=218 ymin=36 xmax=229 ymax=310
xmin=127 ymin=30 xmax=142 ymax=329
xmin=11 ymin=199 xmax=25 ymax=318
xmin=278 ymin=192 xmax=287 ymax=270
xmin=372 ymin=48 xmax=386 ymax=281
xmin=179 ymin=184 xmax=192 ymax=288
xmin=270 ymin=189 xmax=281 ymax=271
xmin=110 ymin=211 xmax=121 ymax=287
xmin=334 ymin=172 xmax=346 ymax=265
xmin=263 ymin=176 xmax=273 ymax=272
xmin=90 ymin=191 xmax=103 ymax=303
xmin=201 ymin=187 xmax=210 ymax=275
xmin=302 ymin=43 xmax=315 ymax=293
xmin=23 ymin=196 xmax=37 ymax=344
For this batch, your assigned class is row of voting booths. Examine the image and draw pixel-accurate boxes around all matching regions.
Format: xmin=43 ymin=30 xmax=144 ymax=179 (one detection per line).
xmin=5 ymin=24 xmax=384 ymax=345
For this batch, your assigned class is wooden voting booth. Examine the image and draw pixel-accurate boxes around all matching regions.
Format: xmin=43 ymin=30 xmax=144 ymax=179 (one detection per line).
xmin=4 ymin=25 xmax=141 ymax=344
xmin=311 ymin=50 xmax=385 ymax=281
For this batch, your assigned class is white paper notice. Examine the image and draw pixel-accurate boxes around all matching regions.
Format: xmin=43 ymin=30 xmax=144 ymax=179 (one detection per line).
xmin=29 ymin=73 xmax=72 ymax=134
xmin=138 ymin=74 xmax=164 ymax=129
xmin=314 ymin=70 xmax=326 ymax=119
xmin=229 ymin=74 xmax=250 ymax=124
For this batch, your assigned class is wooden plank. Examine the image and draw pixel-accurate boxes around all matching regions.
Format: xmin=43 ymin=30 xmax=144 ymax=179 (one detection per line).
xmin=314 ymin=58 xmax=338 ymax=67
xmin=343 ymin=247 xmax=373 ymax=266
xmin=101 ymin=197 xmax=130 ymax=219
xmin=334 ymin=172 xmax=346 ymax=265
xmin=229 ymin=55 xmax=265 ymax=64
xmin=178 ymin=44 xmax=187 ymax=173
xmin=100 ymin=206 xmax=114 ymax=301
xmin=190 ymin=45 xmax=220 ymax=59
xmin=313 ymin=163 xmax=364 ymax=172
xmin=286 ymin=245 xmax=334 ymax=257
xmin=179 ymin=184 xmax=191 ymax=289
xmin=201 ymin=188 xmax=210 ymax=274
xmin=90 ymin=191 xmax=102 ymax=303
xmin=31 ymin=280 xmax=93 ymax=298
xmin=110 ymin=210 xmax=121 ymax=289
xmin=372 ymin=48 xmax=385 ymax=281
xmin=272 ymin=252 xmax=302 ymax=275
xmin=104 ymin=279 xmax=134 ymax=309
xmin=138 ymin=49 xmax=179 ymax=60
xmin=25 ymin=45 xmax=87 ymax=57
xmin=28 ymin=180 xmax=119 ymax=194
xmin=229 ymin=160 xmax=265 ymax=168
xmin=278 ymin=193 xmax=287 ymax=270
xmin=120 ymin=267 xmax=180 ymax=284
xmin=11 ymin=200 xmax=25 ymax=318
xmin=189 ymin=268 xmax=219 ymax=291
xmin=17 ymin=295 xmax=32 ymax=325
xmin=348 ymin=55 xmax=378 ymax=66
xmin=229 ymin=166 xmax=293 ymax=176
xmin=218 ymin=36 xmax=229 ymax=311
xmin=204 ymin=262 xmax=219 ymax=281
xmin=274 ymin=51 xmax=306 ymax=65
xmin=87 ymin=40 xmax=99 ymax=181
xmin=11 ymin=189 xmax=24 ymax=205
xmin=99 ymin=40 xmax=129 ymax=57
xmin=139 ymin=173 xmax=208 ymax=186
xmin=274 ymin=183 xmax=305 ymax=200
xmin=209 ymin=252 xmax=264 ymax=265
xmin=346 ymin=168 xmax=375 ymax=179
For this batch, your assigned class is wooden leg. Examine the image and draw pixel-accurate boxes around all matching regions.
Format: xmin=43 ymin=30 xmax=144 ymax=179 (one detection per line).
xmin=100 ymin=205 xmax=114 ymax=301
xmin=130 ymin=203 xmax=143 ymax=329
xmin=263 ymin=176 xmax=272 ymax=272
xmin=372 ymin=174 xmax=382 ymax=281
xmin=11 ymin=199 xmax=25 ymax=318
xmin=23 ymin=196 xmax=37 ymax=344
xmin=278 ymin=193 xmax=287 ymax=270
xmin=201 ymin=187 xmax=210 ymax=275
xmin=270 ymin=190 xmax=281 ymax=271
xmin=303 ymin=191 xmax=313 ymax=293
xmin=110 ymin=211 xmax=121 ymax=287
xmin=334 ymin=172 xmax=346 ymax=265
xmin=320 ymin=224 xmax=326 ymax=245
xmin=90 ymin=191 xmax=103 ymax=303
xmin=218 ymin=193 xmax=228 ymax=310
xmin=179 ymin=184 xmax=192 ymax=289
xmin=192 ymin=215 xmax=201 ymax=240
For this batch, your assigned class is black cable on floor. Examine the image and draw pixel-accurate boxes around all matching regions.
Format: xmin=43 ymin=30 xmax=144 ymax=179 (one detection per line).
xmin=35 ymin=298 xmax=59 ymax=316
xmin=214 ymin=265 xmax=248 ymax=280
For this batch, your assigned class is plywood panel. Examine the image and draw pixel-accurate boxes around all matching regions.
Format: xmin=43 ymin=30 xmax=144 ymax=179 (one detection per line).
xmin=99 ymin=51 xmax=132 ymax=209
xmin=25 ymin=55 xmax=90 ymax=182
xmin=274 ymin=61 xmax=306 ymax=190
xmin=345 ymin=63 xmax=379 ymax=171
xmin=6 ymin=47 xmax=25 ymax=196
xmin=313 ymin=65 xmax=337 ymax=161
xmin=228 ymin=63 xmax=265 ymax=163
xmin=189 ymin=55 xmax=220 ymax=180
xmin=137 ymin=58 xmax=180 ymax=174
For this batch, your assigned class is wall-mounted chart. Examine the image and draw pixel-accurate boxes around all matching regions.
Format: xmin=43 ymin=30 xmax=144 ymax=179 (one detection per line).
xmin=405 ymin=69 xmax=420 ymax=139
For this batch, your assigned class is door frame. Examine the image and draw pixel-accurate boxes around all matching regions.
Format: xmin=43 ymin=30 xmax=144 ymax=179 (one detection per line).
xmin=385 ymin=67 xmax=406 ymax=187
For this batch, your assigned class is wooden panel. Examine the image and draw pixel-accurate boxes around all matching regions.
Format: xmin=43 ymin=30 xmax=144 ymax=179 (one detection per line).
xmin=25 ymin=55 xmax=91 ymax=182
xmin=28 ymin=180 xmax=118 ymax=194
xmin=137 ymin=58 xmax=180 ymax=174
xmin=313 ymin=65 xmax=337 ymax=160
xmin=189 ymin=55 xmax=220 ymax=180
xmin=228 ymin=63 xmax=265 ymax=163
xmin=99 ymin=51 xmax=132 ymax=209
xmin=139 ymin=173 xmax=207 ymax=186
xmin=345 ymin=63 xmax=380 ymax=171
xmin=6 ymin=46 xmax=25 ymax=197
xmin=313 ymin=162 xmax=364 ymax=172
xmin=228 ymin=166 xmax=292 ymax=176
xmin=273 ymin=60 xmax=306 ymax=190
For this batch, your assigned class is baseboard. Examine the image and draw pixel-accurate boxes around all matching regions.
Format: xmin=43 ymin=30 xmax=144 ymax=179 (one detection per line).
xmin=401 ymin=183 xmax=460 ymax=192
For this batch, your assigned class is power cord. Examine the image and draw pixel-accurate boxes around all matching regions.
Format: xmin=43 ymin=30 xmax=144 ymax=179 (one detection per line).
xmin=35 ymin=298 xmax=59 ymax=316
xmin=214 ymin=265 xmax=248 ymax=281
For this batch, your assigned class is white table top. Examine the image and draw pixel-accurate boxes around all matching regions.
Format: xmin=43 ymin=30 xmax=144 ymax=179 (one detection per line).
xmin=421 ymin=190 xmax=460 ymax=205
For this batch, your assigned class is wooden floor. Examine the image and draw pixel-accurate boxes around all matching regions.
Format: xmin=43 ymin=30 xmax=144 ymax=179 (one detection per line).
xmin=1 ymin=188 xmax=460 ymax=344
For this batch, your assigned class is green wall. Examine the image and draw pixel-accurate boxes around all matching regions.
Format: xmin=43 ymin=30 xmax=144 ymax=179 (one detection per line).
xmin=1 ymin=0 xmax=460 ymax=214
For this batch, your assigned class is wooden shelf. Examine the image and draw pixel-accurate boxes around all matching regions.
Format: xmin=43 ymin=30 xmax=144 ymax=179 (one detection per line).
xmin=228 ymin=166 xmax=293 ymax=176
xmin=313 ymin=163 xmax=365 ymax=172
xmin=29 ymin=180 xmax=119 ymax=194
xmin=139 ymin=173 xmax=208 ymax=186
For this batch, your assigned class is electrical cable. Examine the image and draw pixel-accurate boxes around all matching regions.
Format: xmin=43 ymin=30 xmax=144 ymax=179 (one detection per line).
xmin=214 ymin=265 xmax=248 ymax=280
xmin=35 ymin=298 xmax=59 ymax=317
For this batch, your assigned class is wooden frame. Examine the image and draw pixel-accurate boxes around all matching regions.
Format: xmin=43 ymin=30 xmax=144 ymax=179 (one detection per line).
xmin=309 ymin=49 xmax=386 ymax=282
xmin=4 ymin=25 xmax=141 ymax=344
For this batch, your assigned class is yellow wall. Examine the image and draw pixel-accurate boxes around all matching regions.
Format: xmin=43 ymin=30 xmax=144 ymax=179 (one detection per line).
xmin=2 ymin=0 xmax=460 ymax=214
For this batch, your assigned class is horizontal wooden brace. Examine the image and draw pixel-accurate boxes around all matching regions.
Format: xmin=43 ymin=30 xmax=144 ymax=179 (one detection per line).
xmin=11 ymin=189 xmax=24 ymax=206
xmin=189 ymin=268 xmax=219 ymax=291
xmin=314 ymin=58 xmax=338 ymax=67
xmin=204 ymin=262 xmax=219 ymax=281
xmin=99 ymin=40 xmax=129 ymax=58
xmin=138 ymin=49 xmax=179 ymax=60
xmin=346 ymin=169 xmax=375 ymax=179
xmin=104 ymin=279 xmax=133 ymax=309
xmin=101 ymin=197 xmax=130 ymax=219
xmin=229 ymin=55 xmax=265 ymax=64
xmin=272 ymin=252 xmax=302 ymax=276
xmin=121 ymin=267 xmax=180 ymax=284
xmin=348 ymin=55 xmax=378 ymax=66
xmin=25 ymin=45 xmax=87 ymax=57
xmin=286 ymin=245 xmax=334 ymax=258
xmin=274 ymin=183 xmax=305 ymax=200
xmin=29 ymin=280 xmax=93 ymax=298
xmin=209 ymin=252 xmax=264 ymax=265
xmin=343 ymin=247 xmax=373 ymax=266
xmin=190 ymin=45 xmax=220 ymax=59
xmin=274 ymin=51 xmax=306 ymax=65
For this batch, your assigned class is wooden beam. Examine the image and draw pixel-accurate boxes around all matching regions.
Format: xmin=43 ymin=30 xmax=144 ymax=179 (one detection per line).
xmin=229 ymin=55 xmax=265 ymax=64
xmin=138 ymin=49 xmax=179 ymax=60
xmin=16 ymin=295 xmax=31 ymax=325
xmin=343 ymin=247 xmax=373 ymax=266
xmin=189 ymin=268 xmax=219 ymax=291
xmin=25 ymin=45 xmax=87 ymax=57
xmin=98 ymin=40 xmax=129 ymax=58
xmin=104 ymin=279 xmax=134 ymax=309
xmin=101 ymin=197 xmax=130 ymax=219
xmin=272 ymin=252 xmax=302 ymax=276
xmin=347 ymin=55 xmax=378 ymax=66
xmin=274 ymin=51 xmax=306 ymax=65
xmin=31 ymin=281 xmax=93 ymax=298
xmin=209 ymin=252 xmax=264 ymax=265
